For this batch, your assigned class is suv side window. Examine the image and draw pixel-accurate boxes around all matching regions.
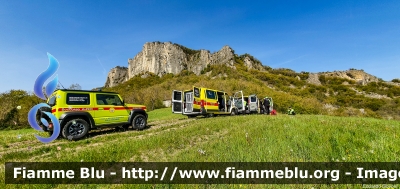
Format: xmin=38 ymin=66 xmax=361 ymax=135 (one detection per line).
xmin=96 ymin=94 xmax=123 ymax=106
xmin=66 ymin=93 xmax=90 ymax=105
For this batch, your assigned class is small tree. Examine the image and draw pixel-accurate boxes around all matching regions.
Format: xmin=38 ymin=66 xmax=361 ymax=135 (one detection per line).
xmin=68 ymin=83 xmax=82 ymax=90
xmin=392 ymin=79 xmax=400 ymax=83
xmin=145 ymin=86 xmax=163 ymax=111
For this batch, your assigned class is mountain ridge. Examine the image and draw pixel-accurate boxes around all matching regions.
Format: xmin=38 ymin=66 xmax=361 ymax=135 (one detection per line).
xmin=105 ymin=41 xmax=265 ymax=87
xmin=104 ymin=41 xmax=394 ymax=88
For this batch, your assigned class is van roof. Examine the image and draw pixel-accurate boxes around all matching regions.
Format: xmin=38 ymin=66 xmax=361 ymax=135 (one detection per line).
xmin=185 ymin=86 xmax=227 ymax=93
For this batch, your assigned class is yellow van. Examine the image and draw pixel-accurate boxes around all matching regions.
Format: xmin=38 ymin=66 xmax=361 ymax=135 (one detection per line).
xmin=172 ymin=86 xmax=233 ymax=118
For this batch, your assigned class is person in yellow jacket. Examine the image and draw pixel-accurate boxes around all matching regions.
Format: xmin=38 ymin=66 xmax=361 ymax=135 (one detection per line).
xmin=287 ymin=106 xmax=296 ymax=115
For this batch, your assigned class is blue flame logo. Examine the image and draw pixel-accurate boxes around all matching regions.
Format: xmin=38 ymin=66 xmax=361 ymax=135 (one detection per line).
xmin=27 ymin=53 xmax=61 ymax=143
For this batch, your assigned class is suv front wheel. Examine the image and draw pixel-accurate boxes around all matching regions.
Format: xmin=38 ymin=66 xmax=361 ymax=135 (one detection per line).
xmin=132 ymin=114 xmax=147 ymax=130
xmin=62 ymin=118 xmax=89 ymax=140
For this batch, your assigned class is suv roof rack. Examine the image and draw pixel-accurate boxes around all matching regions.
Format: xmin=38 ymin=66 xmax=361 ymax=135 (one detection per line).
xmin=56 ymin=89 xmax=118 ymax=94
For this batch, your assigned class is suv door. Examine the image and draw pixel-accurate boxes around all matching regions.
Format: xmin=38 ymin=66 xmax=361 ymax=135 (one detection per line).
xmin=172 ymin=90 xmax=183 ymax=114
xmin=95 ymin=93 xmax=128 ymax=125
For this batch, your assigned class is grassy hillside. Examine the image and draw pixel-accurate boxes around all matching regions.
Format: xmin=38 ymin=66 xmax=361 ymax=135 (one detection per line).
xmin=102 ymin=60 xmax=400 ymax=121
xmin=1 ymin=108 xmax=400 ymax=188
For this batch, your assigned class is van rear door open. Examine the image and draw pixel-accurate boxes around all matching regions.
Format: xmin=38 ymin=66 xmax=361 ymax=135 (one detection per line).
xmin=233 ymin=91 xmax=245 ymax=112
xmin=172 ymin=90 xmax=182 ymax=114
xmin=184 ymin=89 xmax=194 ymax=113
xmin=249 ymin=95 xmax=258 ymax=112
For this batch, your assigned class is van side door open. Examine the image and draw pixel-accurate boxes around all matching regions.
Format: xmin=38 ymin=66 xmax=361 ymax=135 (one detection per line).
xmin=216 ymin=92 xmax=228 ymax=112
xmin=172 ymin=90 xmax=183 ymax=114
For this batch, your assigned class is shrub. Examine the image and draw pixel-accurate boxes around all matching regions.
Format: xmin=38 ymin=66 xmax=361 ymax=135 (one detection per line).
xmin=319 ymin=75 xmax=326 ymax=84
xmin=269 ymin=68 xmax=297 ymax=77
xmin=174 ymin=43 xmax=200 ymax=55
xmin=364 ymin=99 xmax=385 ymax=111
xmin=298 ymin=72 xmax=309 ymax=80
xmin=0 ymin=108 xmax=18 ymax=129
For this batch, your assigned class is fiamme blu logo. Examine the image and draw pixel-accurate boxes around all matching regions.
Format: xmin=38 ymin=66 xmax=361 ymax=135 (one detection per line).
xmin=27 ymin=53 xmax=61 ymax=143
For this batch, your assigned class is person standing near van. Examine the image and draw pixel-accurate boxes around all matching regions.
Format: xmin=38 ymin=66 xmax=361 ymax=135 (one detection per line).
xmin=264 ymin=97 xmax=270 ymax=115
xmin=220 ymin=98 xmax=225 ymax=111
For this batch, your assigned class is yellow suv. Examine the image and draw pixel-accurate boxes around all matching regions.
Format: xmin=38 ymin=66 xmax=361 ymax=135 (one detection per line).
xmin=36 ymin=89 xmax=148 ymax=140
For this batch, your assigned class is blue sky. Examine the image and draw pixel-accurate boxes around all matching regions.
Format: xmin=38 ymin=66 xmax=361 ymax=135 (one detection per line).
xmin=1 ymin=0 xmax=399 ymax=93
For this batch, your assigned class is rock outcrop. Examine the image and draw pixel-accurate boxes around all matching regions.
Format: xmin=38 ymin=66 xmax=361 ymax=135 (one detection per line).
xmin=322 ymin=69 xmax=379 ymax=85
xmin=104 ymin=66 xmax=128 ymax=88
xmin=306 ymin=73 xmax=322 ymax=85
xmin=127 ymin=42 xmax=238 ymax=78
xmin=127 ymin=42 xmax=187 ymax=78
xmin=306 ymin=69 xmax=380 ymax=86
xmin=243 ymin=55 xmax=264 ymax=71
xmin=104 ymin=42 xmax=263 ymax=87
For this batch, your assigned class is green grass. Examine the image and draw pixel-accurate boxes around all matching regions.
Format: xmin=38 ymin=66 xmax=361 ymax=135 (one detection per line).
xmin=147 ymin=108 xmax=186 ymax=122
xmin=1 ymin=108 xmax=400 ymax=188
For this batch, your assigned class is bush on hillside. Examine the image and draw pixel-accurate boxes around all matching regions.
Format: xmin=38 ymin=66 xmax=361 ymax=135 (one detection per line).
xmin=0 ymin=90 xmax=44 ymax=129
xmin=298 ymin=72 xmax=309 ymax=80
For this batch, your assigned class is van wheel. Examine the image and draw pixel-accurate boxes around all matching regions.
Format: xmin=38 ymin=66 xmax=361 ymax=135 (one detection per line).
xmin=231 ymin=109 xmax=237 ymax=116
xmin=132 ymin=114 xmax=147 ymax=130
xmin=62 ymin=119 xmax=89 ymax=140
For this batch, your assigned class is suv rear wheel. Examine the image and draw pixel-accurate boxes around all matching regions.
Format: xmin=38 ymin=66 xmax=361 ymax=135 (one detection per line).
xmin=132 ymin=114 xmax=147 ymax=130
xmin=62 ymin=118 xmax=89 ymax=140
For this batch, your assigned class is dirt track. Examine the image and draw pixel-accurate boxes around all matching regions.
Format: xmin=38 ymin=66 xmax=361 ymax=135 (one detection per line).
xmin=0 ymin=118 xmax=197 ymax=157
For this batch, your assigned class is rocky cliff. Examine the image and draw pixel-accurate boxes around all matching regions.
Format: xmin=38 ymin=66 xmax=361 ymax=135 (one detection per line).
xmin=104 ymin=42 xmax=384 ymax=88
xmin=104 ymin=66 xmax=128 ymax=88
xmin=104 ymin=42 xmax=263 ymax=87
